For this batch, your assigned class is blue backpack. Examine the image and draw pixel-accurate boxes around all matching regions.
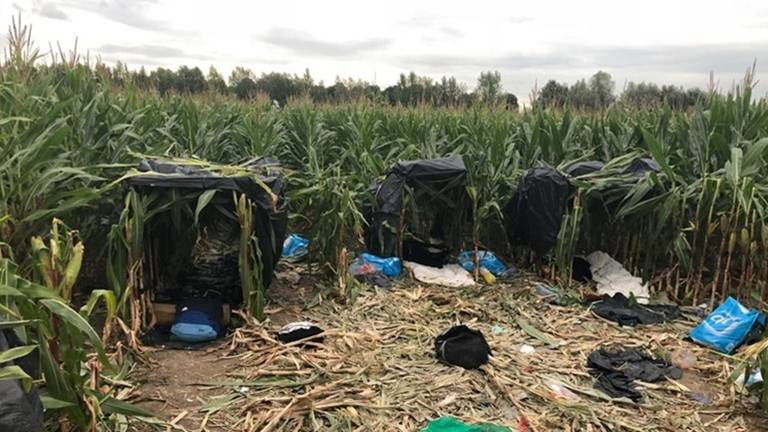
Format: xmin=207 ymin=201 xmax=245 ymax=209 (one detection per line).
xmin=170 ymin=298 xmax=223 ymax=343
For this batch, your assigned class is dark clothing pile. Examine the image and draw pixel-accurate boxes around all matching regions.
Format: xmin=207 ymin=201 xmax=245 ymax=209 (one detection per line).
xmin=591 ymin=293 xmax=680 ymax=326
xmin=434 ymin=325 xmax=491 ymax=370
xmin=587 ymin=346 xmax=682 ymax=401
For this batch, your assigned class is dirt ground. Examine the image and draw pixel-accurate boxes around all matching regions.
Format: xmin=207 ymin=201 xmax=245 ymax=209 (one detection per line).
xmin=127 ymin=264 xmax=768 ymax=431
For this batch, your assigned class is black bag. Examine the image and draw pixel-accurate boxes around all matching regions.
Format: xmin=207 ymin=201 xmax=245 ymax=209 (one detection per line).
xmin=402 ymin=239 xmax=450 ymax=268
xmin=277 ymin=322 xmax=324 ymax=346
xmin=434 ymin=325 xmax=491 ymax=369
xmin=0 ymin=328 xmax=43 ymax=432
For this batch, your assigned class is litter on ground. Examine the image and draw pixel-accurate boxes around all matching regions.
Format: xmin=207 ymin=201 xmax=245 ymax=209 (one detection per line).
xmin=132 ymin=266 xmax=768 ymax=431
xmin=586 ymin=251 xmax=650 ymax=303
xmin=405 ymin=261 xmax=476 ymax=287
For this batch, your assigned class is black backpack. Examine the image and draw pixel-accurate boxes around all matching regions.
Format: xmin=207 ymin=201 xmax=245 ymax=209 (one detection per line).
xmin=434 ymin=325 xmax=491 ymax=369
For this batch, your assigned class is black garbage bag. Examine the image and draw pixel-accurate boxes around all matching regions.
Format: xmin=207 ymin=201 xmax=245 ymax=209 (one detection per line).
xmin=0 ymin=328 xmax=43 ymax=432
xmin=402 ymin=238 xmax=450 ymax=267
xmin=277 ymin=322 xmax=325 ymax=346
xmin=504 ymin=167 xmax=576 ymax=255
xmin=624 ymin=157 xmax=661 ymax=176
xmin=566 ymin=161 xmax=604 ymax=177
xmin=591 ymin=293 xmax=680 ymax=326
xmin=434 ymin=325 xmax=491 ymax=370
xmin=587 ymin=346 xmax=682 ymax=401
xmin=571 ymin=256 xmax=592 ymax=283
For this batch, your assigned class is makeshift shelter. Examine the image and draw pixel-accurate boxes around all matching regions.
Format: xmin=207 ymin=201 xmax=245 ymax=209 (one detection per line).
xmin=364 ymin=155 xmax=469 ymax=262
xmin=108 ymin=158 xmax=287 ymax=334
xmin=504 ymin=166 xmax=576 ymax=256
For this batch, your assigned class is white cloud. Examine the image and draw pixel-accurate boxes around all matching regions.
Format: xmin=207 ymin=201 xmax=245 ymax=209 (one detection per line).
xmin=0 ymin=0 xmax=765 ymax=101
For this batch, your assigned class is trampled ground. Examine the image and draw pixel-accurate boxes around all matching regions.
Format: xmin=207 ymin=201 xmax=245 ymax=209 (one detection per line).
xmin=129 ymin=265 xmax=768 ymax=431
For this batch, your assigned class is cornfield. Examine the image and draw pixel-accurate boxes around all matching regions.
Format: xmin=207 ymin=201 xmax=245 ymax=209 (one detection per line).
xmin=2 ymin=17 xmax=768 ymax=428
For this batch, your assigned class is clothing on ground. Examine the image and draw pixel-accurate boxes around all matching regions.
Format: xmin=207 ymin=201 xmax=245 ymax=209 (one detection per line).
xmin=587 ymin=346 xmax=682 ymax=401
xmin=591 ymin=293 xmax=680 ymax=326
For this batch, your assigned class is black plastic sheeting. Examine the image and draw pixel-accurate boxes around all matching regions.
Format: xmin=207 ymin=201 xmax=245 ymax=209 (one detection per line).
xmin=434 ymin=325 xmax=491 ymax=370
xmin=588 ymin=346 xmax=682 ymax=401
xmin=566 ymin=160 xmax=604 ymax=177
xmin=365 ymin=155 xmax=467 ymax=257
xmin=125 ymin=159 xmax=288 ymax=303
xmin=591 ymin=293 xmax=681 ymax=326
xmin=0 ymin=328 xmax=43 ymax=432
xmin=504 ymin=166 xmax=576 ymax=256
xmin=624 ymin=157 xmax=661 ymax=176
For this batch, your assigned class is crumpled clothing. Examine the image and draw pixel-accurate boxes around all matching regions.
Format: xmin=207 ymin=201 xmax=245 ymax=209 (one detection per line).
xmin=591 ymin=293 xmax=680 ymax=326
xmin=587 ymin=346 xmax=682 ymax=401
xmin=434 ymin=325 xmax=491 ymax=370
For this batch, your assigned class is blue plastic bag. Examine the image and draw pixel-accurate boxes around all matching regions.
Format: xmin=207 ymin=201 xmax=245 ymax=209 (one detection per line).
xmin=360 ymin=253 xmax=402 ymax=278
xmin=689 ymin=297 xmax=766 ymax=353
xmin=457 ymin=250 xmax=514 ymax=277
xmin=282 ymin=234 xmax=309 ymax=261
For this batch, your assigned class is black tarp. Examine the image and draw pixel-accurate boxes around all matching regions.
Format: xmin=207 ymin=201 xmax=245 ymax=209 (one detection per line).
xmin=365 ymin=155 xmax=467 ymax=257
xmin=125 ymin=159 xmax=288 ymax=305
xmin=566 ymin=161 xmax=604 ymax=177
xmin=624 ymin=157 xmax=661 ymax=176
xmin=0 ymin=328 xmax=43 ymax=432
xmin=504 ymin=166 xmax=576 ymax=256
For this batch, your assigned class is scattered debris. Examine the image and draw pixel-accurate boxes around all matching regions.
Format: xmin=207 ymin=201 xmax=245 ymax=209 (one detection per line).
xmin=421 ymin=416 xmax=510 ymax=432
xmin=587 ymin=346 xmax=682 ymax=401
xmin=689 ymin=296 xmax=766 ymax=353
xmin=671 ymin=349 xmax=697 ymax=370
xmin=519 ymin=344 xmax=535 ymax=354
xmin=434 ymin=325 xmax=491 ymax=370
xmin=533 ymin=283 xmax=560 ymax=303
xmin=544 ymin=378 xmax=581 ymax=403
xmin=282 ymin=233 xmax=309 ymax=262
xmin=457 ymin=250 xmax=516 ymax=279
xmin=586 ymin=251 xmax=649 ymax=303
xmin=590 ymin=293 xmax=680 ymax=326
xmin=405 ymin=261 xmax=476 ymax=287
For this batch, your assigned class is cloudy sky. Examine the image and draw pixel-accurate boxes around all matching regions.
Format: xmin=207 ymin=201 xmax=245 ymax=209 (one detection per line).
xmin=3 ymin=0 xmax=768 ymax=102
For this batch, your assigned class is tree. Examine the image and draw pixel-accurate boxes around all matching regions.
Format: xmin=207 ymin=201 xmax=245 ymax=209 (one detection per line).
xmin=228 ymin=66 xmax=255 ymax=87
xmin=151 ymin=67 xmax=176 ymax=96
xmin=207 ymin=66 xmax=227 ymax=94
xmin=133 ymin=66 xmax=151 ymax=91
xmin=537 ymin=80 xmax=569 ymax=108
xmin=589 ymin=70 xmax=615 ymax=108
xmin=175 ymin=66 xmax=207 ymax=94
xmin=569 ymin=79 xmax=594 ymax=109
xmin=256 ymin=72 xmax=300 ymax=105
xmin=234 ymin=77 xmax=258 ymax=100
xmin=476 ymin=70 xmax=502 ymax=106
xmin=504 ymin=93 xmax=519 ymax=110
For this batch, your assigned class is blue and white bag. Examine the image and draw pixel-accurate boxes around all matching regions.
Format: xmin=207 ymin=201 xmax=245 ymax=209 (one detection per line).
xmin=689 ymin=297 xmax=766 ymax=353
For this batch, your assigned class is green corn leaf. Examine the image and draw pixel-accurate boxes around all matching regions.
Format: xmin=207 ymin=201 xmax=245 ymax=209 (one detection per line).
xmin=0 ymin=345 xmax=36 ymax=363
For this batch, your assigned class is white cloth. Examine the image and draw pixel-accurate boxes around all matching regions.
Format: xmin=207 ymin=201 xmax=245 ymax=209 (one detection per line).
xmin=586 ymin=251 xmax=649 ymax=303
xmin=404 ymin=261 xmax=476 ymax=287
